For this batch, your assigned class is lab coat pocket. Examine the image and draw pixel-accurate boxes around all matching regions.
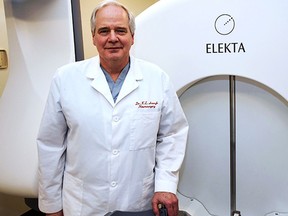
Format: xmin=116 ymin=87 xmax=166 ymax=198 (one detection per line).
xmin=63 ymin=172 xmax=83 ymax=216
xmin=130 ymin=111 xmax=161 ymax=151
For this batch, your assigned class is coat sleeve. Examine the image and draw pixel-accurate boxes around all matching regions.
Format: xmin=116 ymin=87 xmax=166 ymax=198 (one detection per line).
xmin=154 ymin=73 xmax=189 ymax=194
xmin=37 ymin=71 xmax=67 ymax=213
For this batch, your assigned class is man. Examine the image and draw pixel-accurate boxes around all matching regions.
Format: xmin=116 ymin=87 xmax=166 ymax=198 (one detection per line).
xmin=37 ymin=1 xmax=188 ymax=216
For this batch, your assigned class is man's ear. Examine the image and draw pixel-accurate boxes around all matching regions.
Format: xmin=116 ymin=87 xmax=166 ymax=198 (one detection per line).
xmin=92 ymin=34 xmax=96 ymax=46
xmin=131 ymin=34 xmax=135 ymax=45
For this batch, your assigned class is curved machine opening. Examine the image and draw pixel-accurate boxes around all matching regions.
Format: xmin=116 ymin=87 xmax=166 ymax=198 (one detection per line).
xmin=178 ymin=75 xmax=288 ymax=216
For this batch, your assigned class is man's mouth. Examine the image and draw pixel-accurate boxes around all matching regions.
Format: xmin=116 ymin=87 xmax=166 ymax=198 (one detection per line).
xmin=106 ymin=47 xmax=122 ymax=50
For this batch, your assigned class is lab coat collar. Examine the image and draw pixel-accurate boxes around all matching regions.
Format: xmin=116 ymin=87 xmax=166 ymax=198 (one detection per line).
xmin=85 ymin=56 xmax=143 ymax=106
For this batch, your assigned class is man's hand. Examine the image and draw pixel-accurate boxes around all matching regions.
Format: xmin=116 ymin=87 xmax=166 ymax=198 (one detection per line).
xmin=152 ymin=192 xmax=179 ymax=216
xmin=46 ymin=210 xmax=63 ymax=216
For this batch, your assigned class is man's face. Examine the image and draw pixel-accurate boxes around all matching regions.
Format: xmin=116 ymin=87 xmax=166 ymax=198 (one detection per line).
xmin=93 ymin=5 xmax=134 ymax=65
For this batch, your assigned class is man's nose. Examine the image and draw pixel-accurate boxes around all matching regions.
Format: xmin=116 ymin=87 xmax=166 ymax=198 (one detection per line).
xmin=109 ymin=30 xmax=118 ymax=42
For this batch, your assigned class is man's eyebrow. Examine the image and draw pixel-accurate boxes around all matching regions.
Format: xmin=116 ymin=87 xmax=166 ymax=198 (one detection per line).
xmin=115 ymin=27 xmax=128 ymax=30
xmin=98 ymin=27 xmax=109 ymax=30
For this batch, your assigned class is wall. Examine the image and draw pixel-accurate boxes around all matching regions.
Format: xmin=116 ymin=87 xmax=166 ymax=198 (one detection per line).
xmin=0 ymin=193 xmax=29 ymax=216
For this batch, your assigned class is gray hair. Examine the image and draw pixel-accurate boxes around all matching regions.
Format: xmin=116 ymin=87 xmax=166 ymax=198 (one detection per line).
xmin=90 ymin=0 xmax=136 ymax=36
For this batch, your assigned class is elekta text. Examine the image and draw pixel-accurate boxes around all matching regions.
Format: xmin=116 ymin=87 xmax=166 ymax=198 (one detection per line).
xmin=206 ymin=42 xmax=246 ymax=53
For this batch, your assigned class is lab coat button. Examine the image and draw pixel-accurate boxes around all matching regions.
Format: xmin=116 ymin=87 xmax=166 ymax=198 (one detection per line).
xmin=113 ymin=116 xmax=119 ymax=122
xmin=111 ymin=181 xmax=117 ymax=187
xmin=112 ymin=149 xmax=119 ymax=155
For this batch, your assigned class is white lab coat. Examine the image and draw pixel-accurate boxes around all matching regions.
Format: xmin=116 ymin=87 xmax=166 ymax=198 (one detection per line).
xmin=37 ymin=56 xmax=188 ymax=216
